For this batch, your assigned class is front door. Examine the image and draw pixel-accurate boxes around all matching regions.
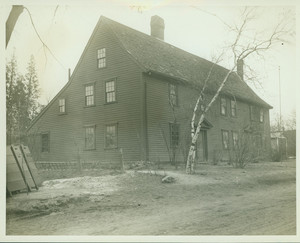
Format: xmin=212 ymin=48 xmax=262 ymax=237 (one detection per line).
xmin=197 ymin=130 xmax=208 ymax=162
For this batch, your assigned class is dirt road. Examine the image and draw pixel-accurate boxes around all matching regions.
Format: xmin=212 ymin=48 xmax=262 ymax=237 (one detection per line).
xmin=6 ymin=160 xmax=296 ymax=235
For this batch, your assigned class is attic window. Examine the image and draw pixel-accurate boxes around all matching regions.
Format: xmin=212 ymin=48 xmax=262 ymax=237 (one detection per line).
xmin=59 ymin=98 xmax=66 ymax=113
xmin=169 ymin=83 xmax=178 ymax=106
xmin=97 ymin=48 xmax=106 ymax=68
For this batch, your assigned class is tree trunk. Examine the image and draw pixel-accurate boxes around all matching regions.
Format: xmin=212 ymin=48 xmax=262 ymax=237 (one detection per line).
xmin=6 ymin=5 xmax=24 ymax=47
xmin=186 ymin=67 xmax=235 ymax=174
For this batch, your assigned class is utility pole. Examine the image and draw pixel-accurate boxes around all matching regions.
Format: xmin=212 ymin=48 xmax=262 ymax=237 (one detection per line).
xmin=278 ymin=66 xmax=282 ymax=131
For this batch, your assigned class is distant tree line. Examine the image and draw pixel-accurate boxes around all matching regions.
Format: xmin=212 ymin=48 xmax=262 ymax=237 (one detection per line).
xmin=6 ymin=54 xmax=42 ymax=145
xmin=271 ymin=110 xmax=296 ymax=132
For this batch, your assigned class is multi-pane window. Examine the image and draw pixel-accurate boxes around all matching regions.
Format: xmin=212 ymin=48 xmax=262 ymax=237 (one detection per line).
xmin=169 ymin=83 xmax=178 ymax=106
xmin=259 ymin=108 xmax=264 ymax=122
xmin=221 ymin=130 xmax=229 ymax=150
xmin=232 ymin=131 xmax=239 ymax=149
xmin=97 ymin=48 xmax=106 ymax=68
xmin=85 ymin=126 xmax=95 ymax=150
xmin=41 ymin=133 xmax=50 ymax=152
xmin=170 ymin=123 xmax=179 ymax=148
xmin=231 ymin=100 xmax=237 ymax=117
xmin=59 ymin=98 xmax=65 ymax=113
xmin=85 ymin=84 xmax=94 ymax=106
xmin=105 ymin=80 xmax=116 ymax=103
xmin=220 ymin=97 xmax=227 ymax=116
xmin=105 ymin=124 xmax=117 ymax=148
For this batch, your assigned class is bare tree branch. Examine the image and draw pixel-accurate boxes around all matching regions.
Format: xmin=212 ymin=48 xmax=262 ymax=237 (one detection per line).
xmin=190 ymin=6 xmax=234 ymax=31
xmin=23 ymin=7 xmax=66 ymax=70
xmin=185 ymin=6 xmax=294 ymax=174
xmin=6 ymin=5 xmax=24 ymax=48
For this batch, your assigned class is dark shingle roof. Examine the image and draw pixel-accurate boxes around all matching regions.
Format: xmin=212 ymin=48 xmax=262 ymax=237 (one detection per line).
xmin=102 ymin=16 xmax=272 ymax=108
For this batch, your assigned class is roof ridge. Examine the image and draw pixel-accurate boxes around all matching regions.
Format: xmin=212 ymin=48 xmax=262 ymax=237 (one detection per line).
xmin=101 ymin=16 xmax=147 ymax=72
xmin=101 ymin=15 xmax=271 ymax=108
xmin=101 ymin=15 xmax=216 ymax=69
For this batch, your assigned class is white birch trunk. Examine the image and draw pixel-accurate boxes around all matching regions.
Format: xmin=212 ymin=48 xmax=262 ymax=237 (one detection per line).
xmin=186 ymin=67 xmax=235 ymax=174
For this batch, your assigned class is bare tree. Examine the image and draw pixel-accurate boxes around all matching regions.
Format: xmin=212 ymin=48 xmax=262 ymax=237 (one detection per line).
xmin=285 ymin=109 xmax=296 ymax=131
xmin=186 ymin=7 xmax=294 ymax=174
xmin=6 ymin=5 xmax=65 ymax=69
xmin=6 ymin=5 xmax=24 ymax=47
xmin=271 ymin=109 xmax=296 ymax=132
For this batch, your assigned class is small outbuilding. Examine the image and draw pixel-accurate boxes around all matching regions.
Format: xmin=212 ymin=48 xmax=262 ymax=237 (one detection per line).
xmin=270 ymin=132 xmax=287 ymax=161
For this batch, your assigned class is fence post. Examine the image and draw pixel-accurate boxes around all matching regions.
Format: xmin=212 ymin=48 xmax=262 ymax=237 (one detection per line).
xmin=120 ymin=148 xmax=125 ymax=173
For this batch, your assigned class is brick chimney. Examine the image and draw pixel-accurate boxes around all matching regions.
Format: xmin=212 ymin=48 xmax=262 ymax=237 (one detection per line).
xmin=237 ymin=59 xmax=244 ymax=81
xmin=150 ymin=15 xmax=165 ymax=40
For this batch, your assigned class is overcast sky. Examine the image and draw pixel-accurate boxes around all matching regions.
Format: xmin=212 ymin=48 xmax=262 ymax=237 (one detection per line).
xmin=3 ymin=0 xmax=297 ymax=124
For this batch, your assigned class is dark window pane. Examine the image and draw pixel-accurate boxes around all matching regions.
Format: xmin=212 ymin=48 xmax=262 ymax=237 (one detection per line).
xmin=231 ymin=100 xmax=236 ymax=117
xmin=221 ymin=98 xmax=227 ymax=115
xmin=85 ymin=127 xmax=95 ymax=149
xmin=222 ymin=130 xmax=229 ymax=149
xmin=106 ymin=125 xmax=117 ymax=148
xmin=41 ymin=133 xmax=49 ymax=152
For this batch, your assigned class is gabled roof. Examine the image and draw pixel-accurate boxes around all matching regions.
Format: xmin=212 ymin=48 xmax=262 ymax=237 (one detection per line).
xmin=102 ymin=16 xmax=272 ymax=108
xmin=28 ymin=15 xmax=272 ymax=131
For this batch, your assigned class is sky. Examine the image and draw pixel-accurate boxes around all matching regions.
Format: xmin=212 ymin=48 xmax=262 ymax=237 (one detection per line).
xmin=3 ymin=0 xmax=298 ymax=125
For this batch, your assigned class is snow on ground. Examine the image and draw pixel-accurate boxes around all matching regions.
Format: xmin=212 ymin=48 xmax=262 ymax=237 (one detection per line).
xmin=6 ymin=172 xmax=133 ymax=216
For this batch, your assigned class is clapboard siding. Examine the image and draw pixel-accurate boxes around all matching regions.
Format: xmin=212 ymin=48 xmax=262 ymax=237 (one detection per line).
xmin=28 ymin=17 xmax=271 ymax=166
xmin=28 ymin=21 xmax=144 ymax=164
xmin=143 ymin=73 xmax=271 ymax=163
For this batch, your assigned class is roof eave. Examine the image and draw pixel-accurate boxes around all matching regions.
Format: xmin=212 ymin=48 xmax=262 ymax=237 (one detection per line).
xmin=144 ymin=69 xmax=272 ymax=109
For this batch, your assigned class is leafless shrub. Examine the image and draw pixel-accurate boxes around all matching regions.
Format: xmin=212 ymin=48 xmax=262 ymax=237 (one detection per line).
xmin=212 ymin=149 xmax=223 ymax=165
xmin=229 ymin=132 xmax=263 ymax=168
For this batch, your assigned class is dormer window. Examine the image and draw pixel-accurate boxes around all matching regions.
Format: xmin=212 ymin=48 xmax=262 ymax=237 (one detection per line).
xmin=59 ymin=98 xmax=66 ymax=113
xmin=97 ymin=48 xmax=106 ymax=68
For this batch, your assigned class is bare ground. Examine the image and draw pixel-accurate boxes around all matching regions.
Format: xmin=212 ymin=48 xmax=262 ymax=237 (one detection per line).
xmin=6 ymin=160 xmax=296 ymax=235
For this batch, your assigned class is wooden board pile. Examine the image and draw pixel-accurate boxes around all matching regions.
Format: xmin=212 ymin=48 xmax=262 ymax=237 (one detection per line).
xmin=6 ymin=144 xmax=42 ymax=196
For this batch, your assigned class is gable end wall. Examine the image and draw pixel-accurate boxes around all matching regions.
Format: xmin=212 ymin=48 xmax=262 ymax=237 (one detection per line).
xmin=28 ymin=22 xmax=145 ymax=166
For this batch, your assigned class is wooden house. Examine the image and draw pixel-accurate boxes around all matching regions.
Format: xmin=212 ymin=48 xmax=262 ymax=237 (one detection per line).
xmin=27 ymin=16 xmax=272 ymax=167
